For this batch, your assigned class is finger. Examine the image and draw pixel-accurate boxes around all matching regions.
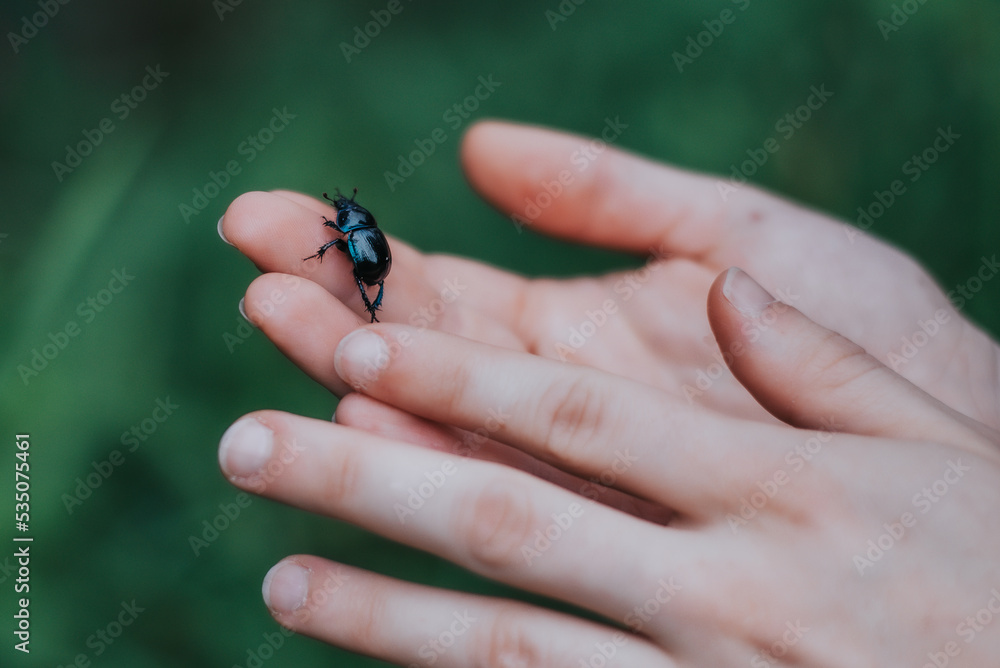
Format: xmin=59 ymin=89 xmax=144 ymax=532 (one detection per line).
xmin=461 ymin=120 xmax=801 ymax=260
xmin=222 ymin=190 xmax=444 ymax=324
xmin=331 ymin=324 xmax=791 ymax=513
xmin=273 ymin=188 xmax=533 ymax=337
xmin=706 ymin=267 xmax=998 ymax=448
xmin=262 ymin=557 xmax=673 ymax=667
xmin=219 ymin=411 xmax=687 ymax=619
xmin=223 ymin=191 xmax=525 ymax=346
xmin=461 ymin=122 xmax=989 ymax=413
xmin=335 ymin=393 xmax=675 ymax=525
xmin=242 ymin=272 xmax=360 ymax=395
xmin=242 ymin=267 xmax=530 ymax=398
xmin=243 ymin=270 xmax=667 ymax=524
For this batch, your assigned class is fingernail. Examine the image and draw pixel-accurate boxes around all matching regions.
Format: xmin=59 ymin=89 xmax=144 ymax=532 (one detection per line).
xmin=334 ymin=329 xmax=390 ymax=388
xmin=219 ymin=417 xmax=273 ymax=478
xmin=238 ymin=298 xmax=257 ymax=327
xmin=722 ymin=267 xmax=779 ymax=318
xmin=218 ymin=216 xmax=234 ymax=246
xmin=263 ymin=560 xmax=310 ymax=613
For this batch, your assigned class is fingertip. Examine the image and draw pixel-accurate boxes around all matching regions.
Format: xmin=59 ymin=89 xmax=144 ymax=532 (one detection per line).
xmin=460 ymin=118 xmax=523 ymax=162
xmin=460 ymin=120 xmax=511 ymax=198
xmin=242 ymin=273 xmax=305 ymax=326
xmin=263 ymin=558 xmax=311 ymax=615
xmin=721 ymin=267 xmax=779 ymax=319
xmin=222 ymin=190 xmax=275 ymax=248
xmin=334 ymin=328 xmax=390 ymax=390
xmin=706 ymin=267 xmax=981 ymax=443
xmin=460 ymin=120 xmax=557 ymax=203
xmin=219 ymin=415 xmax=274 ymax=480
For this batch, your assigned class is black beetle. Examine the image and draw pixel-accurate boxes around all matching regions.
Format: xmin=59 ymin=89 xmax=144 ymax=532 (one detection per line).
xmin=304 ymin=188 xmax=392 ymax=322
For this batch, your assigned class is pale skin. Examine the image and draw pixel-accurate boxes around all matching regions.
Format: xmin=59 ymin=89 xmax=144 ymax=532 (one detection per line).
xmin=218 ymin=121 xmax=1000 ymax=666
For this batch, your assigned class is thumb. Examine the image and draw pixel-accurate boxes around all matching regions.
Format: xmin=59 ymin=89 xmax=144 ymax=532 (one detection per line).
xmin=707 ymin=267 xmax=988 ymax=444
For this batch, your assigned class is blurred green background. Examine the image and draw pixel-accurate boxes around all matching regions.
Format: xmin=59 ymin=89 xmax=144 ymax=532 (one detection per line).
xmin=2 ymin=0 xmax=999 ymax=665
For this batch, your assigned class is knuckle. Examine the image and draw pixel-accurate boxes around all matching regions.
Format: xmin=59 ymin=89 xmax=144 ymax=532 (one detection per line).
xmin=455 ymin=478 xmax=537 ymax=573
xmin=319 ymin=445 xmax=365 ymax=507
xmin=333 ymin=580 xmax=388 ymax=648
xmin=576 ymin=152 xmax=635 ymax=234
xmin=469 ymin=605 xmax=548 ymax=667
xmin=536 ymin=374 xmax=617 ymax=466
xmin=804 ymin=333 xmax=885 ymax=393
xmin=438 ymin=353 xmax=476 ymax=417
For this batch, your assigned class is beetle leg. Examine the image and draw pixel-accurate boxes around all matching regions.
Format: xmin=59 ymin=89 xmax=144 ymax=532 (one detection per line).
xmin=321 ymin=216 xmax=345 ymax=232
xmin=304 ymin=238 xmax=345 ymax=261
xmin=354 ymin=272 xmax=380 ymax=323
xmin=371 ymin=280 xmax=385 ymax=311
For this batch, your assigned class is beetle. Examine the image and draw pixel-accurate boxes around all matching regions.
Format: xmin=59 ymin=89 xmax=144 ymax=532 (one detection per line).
xmin=304 ymin=188 xmax=391 ymax=322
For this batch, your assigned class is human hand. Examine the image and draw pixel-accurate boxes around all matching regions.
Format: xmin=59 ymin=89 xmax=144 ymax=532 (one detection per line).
xmin=219 ymin=120 xmax=1000 ymax=430
xmin=218 ymin=267 xmax=1000 ymax=666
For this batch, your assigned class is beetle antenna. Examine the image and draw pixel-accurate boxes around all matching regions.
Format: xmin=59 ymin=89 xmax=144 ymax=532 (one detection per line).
xmin=351 ymin=187 xmax=358 ymax=200
xmin=322 ymin=192 xmax=337 ymax=204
